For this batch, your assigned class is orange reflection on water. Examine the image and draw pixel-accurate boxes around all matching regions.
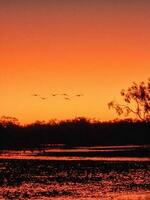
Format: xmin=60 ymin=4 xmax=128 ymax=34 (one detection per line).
xmin=0 ymin=155 xmax=150 ymax=162
xmin=0 ymin=145 xmax=149 ymax=161
xmin=0 ymin=153 xmax=150 ymax=200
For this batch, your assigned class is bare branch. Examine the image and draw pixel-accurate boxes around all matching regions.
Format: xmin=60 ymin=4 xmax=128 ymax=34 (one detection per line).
xmin=108 ymin=78 xmax=150 ymax=121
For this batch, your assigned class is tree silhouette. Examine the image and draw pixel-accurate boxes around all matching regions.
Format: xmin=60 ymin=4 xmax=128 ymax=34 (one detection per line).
xmin=108 ymin=78 xmax=150 ymax=121
xmin=0 ymin=116 xmax=19 ymax=127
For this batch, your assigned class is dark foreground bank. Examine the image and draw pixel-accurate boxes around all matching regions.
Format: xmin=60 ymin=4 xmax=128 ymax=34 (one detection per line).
xmin=0 ymin=159 xmax=150 ymax=199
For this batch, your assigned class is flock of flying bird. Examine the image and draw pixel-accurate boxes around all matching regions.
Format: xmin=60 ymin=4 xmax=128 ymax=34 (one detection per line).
xmin=32 ymin=93 xmax=84 ymax=101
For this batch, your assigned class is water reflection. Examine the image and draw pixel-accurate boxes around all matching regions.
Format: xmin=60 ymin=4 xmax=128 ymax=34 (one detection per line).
xmin=0 ymin=145 xmax=150 ymax=162
xmin=0 ymin=145 xmax=150 ymax=199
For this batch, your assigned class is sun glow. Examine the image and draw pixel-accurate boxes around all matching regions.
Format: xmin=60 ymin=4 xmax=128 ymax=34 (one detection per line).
xmin=0 ymin=0 xmax=150 ymax=124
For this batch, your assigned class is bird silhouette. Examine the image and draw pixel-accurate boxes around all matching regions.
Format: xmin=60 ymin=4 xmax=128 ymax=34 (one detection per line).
xmin=61 ymin=93 xmax=69 ymax=96
xmin=64 ymin=97 xmax=71 ymax=100
xmin=51 ymin=93 xmax=59 ymax=96
xmin=74 ymin=94 xmax=84 ymax=97
xmin=40 ymin=97 xmax=48 ymax=100
xmin=32 ymin=94 xmax=39 ymax=97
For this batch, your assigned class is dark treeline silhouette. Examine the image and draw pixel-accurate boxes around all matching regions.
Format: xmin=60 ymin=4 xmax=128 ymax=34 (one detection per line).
xmin=0 ymin=117 xmax=149 ymax=150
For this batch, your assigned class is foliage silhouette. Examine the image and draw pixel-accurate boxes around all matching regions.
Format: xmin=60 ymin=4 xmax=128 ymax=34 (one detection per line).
xmin=0 ymin=116 xmax=149 ymax=150
xmin=0 ymin=116 xmax=20 ymax=127
xmin=108 ymin=78 xmax=150 ymax=121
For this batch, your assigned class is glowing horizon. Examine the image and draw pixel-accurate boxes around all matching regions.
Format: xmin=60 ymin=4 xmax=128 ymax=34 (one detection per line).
xmin=0 ymin=0 xmax=150 ymax=124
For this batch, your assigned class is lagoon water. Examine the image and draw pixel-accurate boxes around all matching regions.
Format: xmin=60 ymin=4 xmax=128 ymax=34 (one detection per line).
xmin=0 ymin=145 xmax=150 ymax=199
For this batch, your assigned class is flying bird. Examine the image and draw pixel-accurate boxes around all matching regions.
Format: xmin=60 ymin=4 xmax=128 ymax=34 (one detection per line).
xmin=40 ymin=97 xmax=48 ymax=100
xmin=51 ymin=93 xmax=59 ymax=96
xmin=75 ymin=94 xmax=84 ymax=97
xmin=64 ymin=97 xmax=71 ymax=100
xmin=61 ymin=93 xmax=69 ymax=96
xmin=32 ymin=94 xmax=39 ymax=97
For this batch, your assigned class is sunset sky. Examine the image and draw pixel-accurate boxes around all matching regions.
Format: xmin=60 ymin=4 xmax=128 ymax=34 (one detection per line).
xmin=0 ymin=0 xmax=150 ymax=124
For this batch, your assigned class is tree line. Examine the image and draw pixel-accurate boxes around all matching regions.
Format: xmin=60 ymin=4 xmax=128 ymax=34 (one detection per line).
xmin=0 ymin=117 xmax=149 ymax=149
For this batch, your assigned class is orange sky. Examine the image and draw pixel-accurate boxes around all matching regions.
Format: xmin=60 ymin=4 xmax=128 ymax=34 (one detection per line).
xmin=0 ymin=0 xmax=150 ymax=124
